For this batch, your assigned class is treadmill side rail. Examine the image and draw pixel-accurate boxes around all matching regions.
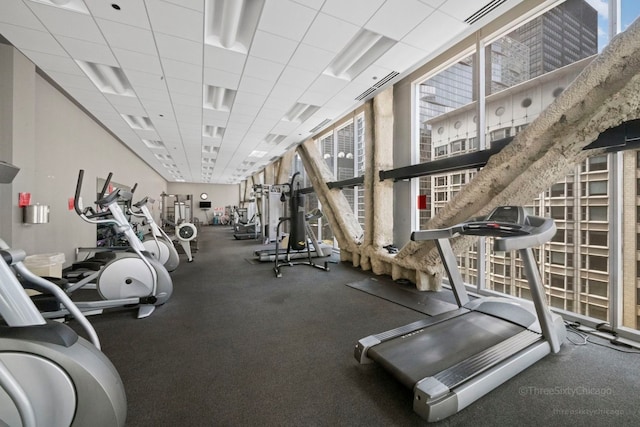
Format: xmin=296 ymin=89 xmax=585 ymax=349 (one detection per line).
xmin=415 ymin=340 xmax=551 ymax=422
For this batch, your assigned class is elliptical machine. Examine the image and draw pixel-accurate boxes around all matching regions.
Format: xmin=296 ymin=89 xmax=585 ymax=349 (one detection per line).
xmin=0 ymin=161 xmax=126 ymax=427
xmin=128 ymin=196 xmax=180 ymax=272
xmin=63 ymin=170 xmax=173 ymax=319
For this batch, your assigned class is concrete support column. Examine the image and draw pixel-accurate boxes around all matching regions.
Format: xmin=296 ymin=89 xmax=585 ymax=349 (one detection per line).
xmin=362 ymin=87 xmax=394 ymax=275
xmin=297 ymin=139 xmax=363 ymax=257
xmin=275 ymin=150 xmax=294 ymax=184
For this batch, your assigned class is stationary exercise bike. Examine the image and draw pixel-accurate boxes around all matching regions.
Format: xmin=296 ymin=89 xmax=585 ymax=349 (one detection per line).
xmin=62 ymin=170 xmax=173 ymax=319
xmin=0 ymin=161 xmax=126 ymax=427
xmin=128 ymin=196 xmax=180 ymax=272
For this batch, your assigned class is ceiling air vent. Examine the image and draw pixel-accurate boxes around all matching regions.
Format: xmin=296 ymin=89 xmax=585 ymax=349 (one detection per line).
xmin=373 ymin=71 xmax=399 ymax=88
xmin=309 ymin=119 xmax=331 ymax=134
xmin=464 ymin=0 xmax=507 ymax=25
xmin=354 ymin=71 xmax=400 ymax=101
xmin=355 ymin=87 xmax=377 ymax=101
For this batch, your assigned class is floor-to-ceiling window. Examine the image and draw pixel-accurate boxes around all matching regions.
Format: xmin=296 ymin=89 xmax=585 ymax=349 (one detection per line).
xmin=412 ymin=0 xmax=640 ymax=339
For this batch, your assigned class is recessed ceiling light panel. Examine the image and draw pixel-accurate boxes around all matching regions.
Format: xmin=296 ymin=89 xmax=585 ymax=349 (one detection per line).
xmin=204 ymin=0 xmax=265 ymax=53
xmin=323 ymin=29 xmax=396 ymax=81
xmin=76 ymin=61 xmax=135 ymax=96
xmin=203 ymin=85 xmax=237 ymax=110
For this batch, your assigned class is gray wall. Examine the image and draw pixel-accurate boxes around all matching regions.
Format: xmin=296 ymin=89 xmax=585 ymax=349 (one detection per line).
xmin=166 ymin=182 xmax=239 ymax=225
xmin=0 ymin=45 xmax=167 ymax=266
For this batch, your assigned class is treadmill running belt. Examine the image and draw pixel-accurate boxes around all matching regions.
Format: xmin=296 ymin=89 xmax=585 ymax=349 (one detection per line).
xmin=368 ymin=311 xmax=524 ymax=388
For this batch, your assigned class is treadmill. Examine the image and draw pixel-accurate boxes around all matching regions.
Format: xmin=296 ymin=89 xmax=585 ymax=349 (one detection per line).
xmin=354 ymin=206 xmax=565 ymax=422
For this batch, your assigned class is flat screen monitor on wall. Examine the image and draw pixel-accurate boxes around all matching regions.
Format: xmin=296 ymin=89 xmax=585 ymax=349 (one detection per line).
xmin=199 ymin=201 xmax=212 ymax=208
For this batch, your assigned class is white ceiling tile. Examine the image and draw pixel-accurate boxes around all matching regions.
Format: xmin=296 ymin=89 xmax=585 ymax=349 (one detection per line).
xmin=238 ymin=75 xmax=275 ymax=96
xmin=97 ymin=19 xmax=157 ymax=54
xmin=45 ymin=70 xmax=96 ymax=91
xmin=0 ymin=1 xmax=47 ymax=29
xmin=250 ymin=31 xmax=298 ymax=64
xmin=365 ymin=0 xmax=435 ymax=40
xmin=125 ymin=69 xmax=167 ymax=91
xmin=26 ymin=2 xmax=105 ymax=43
xmin=161 ymin=58 xmax=203 ymax=82
xmin=155 ymin=33 xmax=203 ymax=65
xmin=306 ymin=74 xmax=349 ymax=95
xmin=233 ymin=93 xmax=266 ymax=110
xmin=56 ymin=35 xmax=117 ymax=65
xmin=258 ymin=0 xmax=317 ymax=41
xmin=113 ymin=49 xmax=163 ymax=74
xmin=134 ymin=86 xmax=172 ymax=103
xmin=162 ymin=0 xmax=204 ymax=13
xmin=320 ymin=0 xmax=385 ymax=26
xmin=103 ymin=93 xmax=146 ymax=113
xmin=203 ymin=67 xmax=242 ymax=89
xmin=375 ymin=42 xmax=429 ymax=71
xmin=21 ymin=49 xmax=82 ymax=75
xmin=227 ymin=113 xmax=255 ymax=126
xmin=402 ymin=10 xmax=467 ymax=50
xmin=0 ymin=24 xmax=66 ymax=56
xmin=279 ymin=66 xmax=319 ymax=89
xmin=302 ymin=12 xmax=359 ymax=53
xmin=288 ymin=43 xmax=334 ymax=74
xmin=170 ymin=91 xmax=202 ymax=107
xmin=83 ymin=0 xmax=151 ymax=30
xmin=291 ymin=0 xmax=325 ymax=9
xmin=203 ymin=45 xmax=247 ymax=74
xmin=146 ymin=0 xmax=203 ymax=42
xmin=270 ymin=120 xmax=302 ymax=134
xmin=165 ymin=77 xmax=201 ymax=97
xmin=297 ymin=88 xmax=334 ymax=106
xmin=243 ymin=56 xmax=285 ymax=82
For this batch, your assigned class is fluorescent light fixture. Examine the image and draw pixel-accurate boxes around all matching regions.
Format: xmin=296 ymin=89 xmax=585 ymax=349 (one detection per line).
xmin=284 ymin=103 xmax=320 ymax=123
xmin=203 ymin=125 xmax=225 ymax=138
xmin=204 ymin=85 xmax=236 ymax=110
xmin=324 ymin=29 xmax=396 ymax=81
xmin=248 ymin=150 xmax=267 ymax=158
xmin=142 ymin=139 xmax=165 ymax=149
xmin=76 ymin=61 xmax=135 ymax=96
xmin=154 ymin=153 xmax=173 ymax=161
xmin=163 ymin=163 xmax=177 ymax=169
xmin=28 ymin=0 xmax=89 ymax=14
xmin=264 ymin=134 xmax=287 ymax=144
xmin=122 ymin=115 xmax=154 ymax=130
xmin=204 ymin=0 xmax=265 ymax=53
xmin=202 ymin=157 xmax=216 ymax=163
xmin=202 ymin=145 xmax=220 ymax=154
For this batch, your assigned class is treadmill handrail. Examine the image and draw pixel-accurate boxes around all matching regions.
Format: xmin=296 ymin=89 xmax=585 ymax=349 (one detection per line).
xmin=410 ymin=211 xmax=556 ymax=251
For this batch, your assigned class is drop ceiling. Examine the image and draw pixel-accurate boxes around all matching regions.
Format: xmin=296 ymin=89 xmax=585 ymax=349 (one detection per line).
xmin=0 ymin=0 xmax=524 ymax=184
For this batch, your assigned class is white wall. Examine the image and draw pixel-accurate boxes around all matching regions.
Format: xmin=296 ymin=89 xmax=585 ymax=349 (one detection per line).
xmin=0 ymin=45 xmax=167 ymax=266
xmin=166 ymin=182 xmax=239 ymax=225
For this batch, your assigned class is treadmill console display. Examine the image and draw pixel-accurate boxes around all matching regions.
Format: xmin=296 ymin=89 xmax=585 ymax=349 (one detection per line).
xmin=485 ymin=206 xmax=522 ymax=224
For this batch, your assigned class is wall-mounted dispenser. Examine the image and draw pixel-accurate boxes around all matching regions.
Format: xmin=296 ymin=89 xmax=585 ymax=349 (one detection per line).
xmin=23 ymin=204 xmax=50 ymax=224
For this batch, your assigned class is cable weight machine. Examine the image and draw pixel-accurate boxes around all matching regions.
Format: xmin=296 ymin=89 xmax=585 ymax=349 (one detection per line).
xmin=273 ymin=172 xmax=330 ymax=278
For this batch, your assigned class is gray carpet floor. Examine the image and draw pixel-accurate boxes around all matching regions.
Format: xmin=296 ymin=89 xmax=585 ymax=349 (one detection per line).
xmin=76 ymin=226 xmax=640 ymax=426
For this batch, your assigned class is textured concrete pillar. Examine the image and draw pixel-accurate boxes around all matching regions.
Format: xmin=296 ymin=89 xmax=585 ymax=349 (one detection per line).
xmin=276 ymin=150 xmax=295 ymax=184
xmin=298 ymin=139 xmax=363 ymax=255
xmin=360 ymin=87 xmax=394 ymax=275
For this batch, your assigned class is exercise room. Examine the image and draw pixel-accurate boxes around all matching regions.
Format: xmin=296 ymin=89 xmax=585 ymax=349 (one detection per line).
xmin=1 ymin=0 xmax=640 ymax=425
